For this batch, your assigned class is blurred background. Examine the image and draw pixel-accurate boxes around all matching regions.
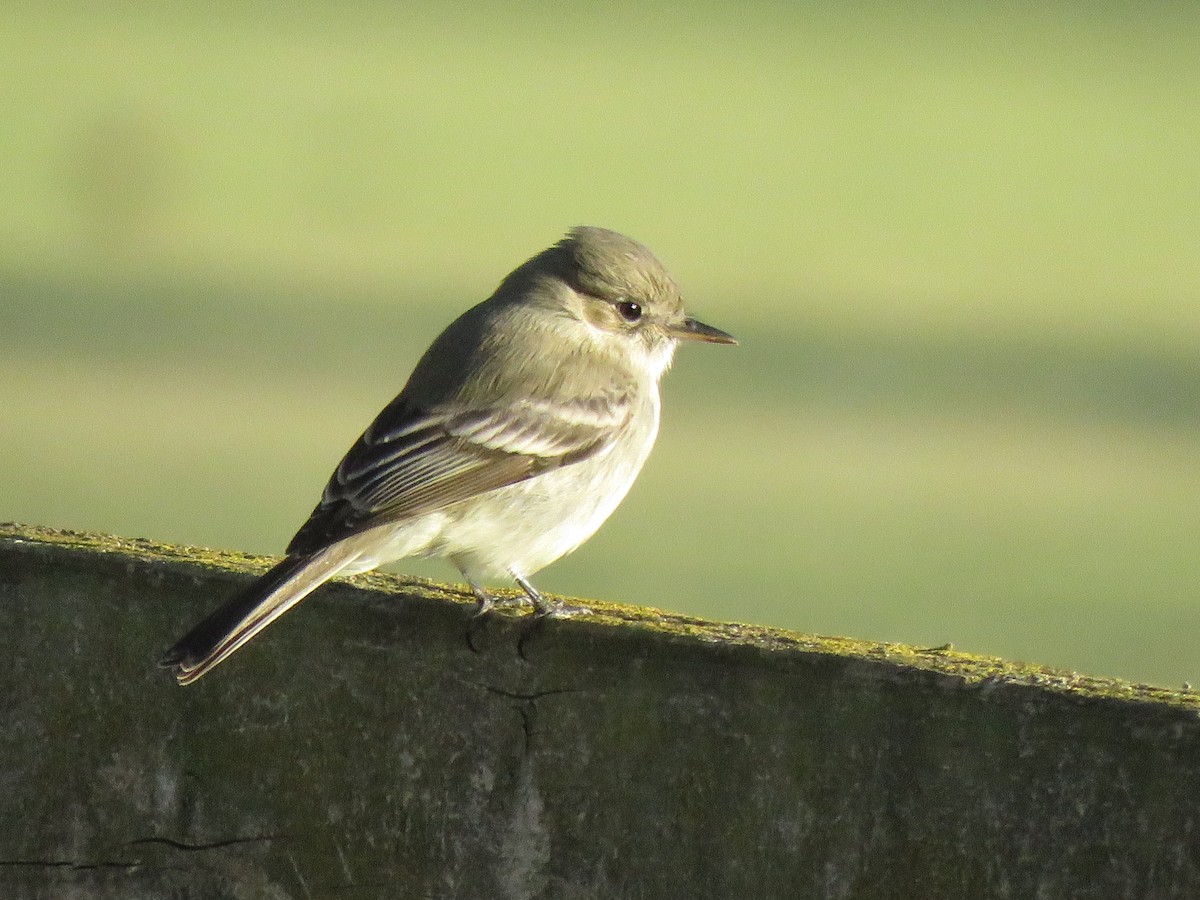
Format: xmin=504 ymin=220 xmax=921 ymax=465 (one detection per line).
xmin=3 ymin=3 xmax=1198 ymax=686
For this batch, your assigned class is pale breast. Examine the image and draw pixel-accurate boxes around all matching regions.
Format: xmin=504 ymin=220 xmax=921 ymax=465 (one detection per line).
xmin=430 ymin=388 xmax=661 ymax=578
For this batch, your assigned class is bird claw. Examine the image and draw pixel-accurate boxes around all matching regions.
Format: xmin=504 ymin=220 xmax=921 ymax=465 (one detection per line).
xmin=534 ymin=600 xmax=592 ymax=619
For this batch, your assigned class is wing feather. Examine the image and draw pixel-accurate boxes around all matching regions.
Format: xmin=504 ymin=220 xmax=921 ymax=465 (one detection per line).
xmin=286 ymin=390 xmax=631 ymax=556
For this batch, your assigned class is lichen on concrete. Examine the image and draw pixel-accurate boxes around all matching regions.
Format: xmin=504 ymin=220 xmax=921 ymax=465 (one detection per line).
xmin=3 ymin=520 xmax=1199 ymax=899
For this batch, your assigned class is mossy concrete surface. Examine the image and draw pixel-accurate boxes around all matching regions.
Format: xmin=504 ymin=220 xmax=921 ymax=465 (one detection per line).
xmin=2 ymin=521 xmax=1198 ymax=899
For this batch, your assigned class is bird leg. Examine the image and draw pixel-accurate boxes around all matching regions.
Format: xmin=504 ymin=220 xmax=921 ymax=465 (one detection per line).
xmin=512 ymin=572 xmax=591 ymax=618
xmin=464 ymin=573 xmax=503 ymax=617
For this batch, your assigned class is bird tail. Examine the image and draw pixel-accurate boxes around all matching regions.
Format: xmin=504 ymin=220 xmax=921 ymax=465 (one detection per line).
xmin=159 ymin=543 xmax=360 ymax=685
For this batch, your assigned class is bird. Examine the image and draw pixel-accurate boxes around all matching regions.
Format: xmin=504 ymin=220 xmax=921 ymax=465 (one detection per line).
xmin=161 ymin=226 xmax=735 ymax=684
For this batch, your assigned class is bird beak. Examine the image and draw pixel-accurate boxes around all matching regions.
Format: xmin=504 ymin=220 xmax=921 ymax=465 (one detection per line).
xmin=670 ymin=317 xmax=737 ymax=345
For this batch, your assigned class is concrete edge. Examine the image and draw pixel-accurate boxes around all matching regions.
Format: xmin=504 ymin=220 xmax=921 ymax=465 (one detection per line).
xmin=3 ymin=520 xmax=1197 ymax=714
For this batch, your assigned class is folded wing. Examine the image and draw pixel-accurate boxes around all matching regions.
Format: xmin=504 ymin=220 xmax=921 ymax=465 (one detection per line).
xmin=286 ymin=390 xmax=632 ymax=556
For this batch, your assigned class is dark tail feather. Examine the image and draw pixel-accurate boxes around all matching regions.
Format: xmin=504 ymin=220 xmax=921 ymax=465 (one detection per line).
xmin=160 ymin=544 xmax=357 ymax=685
xmin=159 ymin=555 xmax=308 ymax=670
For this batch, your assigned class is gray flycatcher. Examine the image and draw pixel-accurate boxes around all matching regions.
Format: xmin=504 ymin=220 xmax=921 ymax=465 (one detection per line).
xmin=161 ymin=226 xmax=735 ymax=684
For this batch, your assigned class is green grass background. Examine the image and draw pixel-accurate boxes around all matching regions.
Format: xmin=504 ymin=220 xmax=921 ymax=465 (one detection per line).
xmin=3 ymin=4 xmax=1198 ymax=686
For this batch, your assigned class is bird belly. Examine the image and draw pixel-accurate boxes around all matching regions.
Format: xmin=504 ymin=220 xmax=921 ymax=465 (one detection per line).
xmin=433 ymin=402 xmax=659 ymax=579
xmin=337 ymin=513 xmax=449 ymax=575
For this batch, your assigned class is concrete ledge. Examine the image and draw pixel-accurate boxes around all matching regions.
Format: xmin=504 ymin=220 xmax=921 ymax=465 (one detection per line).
xmin=2 ymin=521 xmax=1198 ymax=899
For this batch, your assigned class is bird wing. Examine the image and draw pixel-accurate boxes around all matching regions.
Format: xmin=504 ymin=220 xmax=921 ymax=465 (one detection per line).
xmin=285 ymin=390 xmax=632 ymax=556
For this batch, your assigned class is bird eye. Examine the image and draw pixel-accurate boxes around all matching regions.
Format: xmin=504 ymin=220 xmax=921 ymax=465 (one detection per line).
xmin=616 ymin=300 xmax=642 ymax=323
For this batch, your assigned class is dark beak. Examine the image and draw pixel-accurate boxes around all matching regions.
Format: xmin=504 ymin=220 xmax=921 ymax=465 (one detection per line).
xmin=671 ymin=317 xmax=737 ymax=345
